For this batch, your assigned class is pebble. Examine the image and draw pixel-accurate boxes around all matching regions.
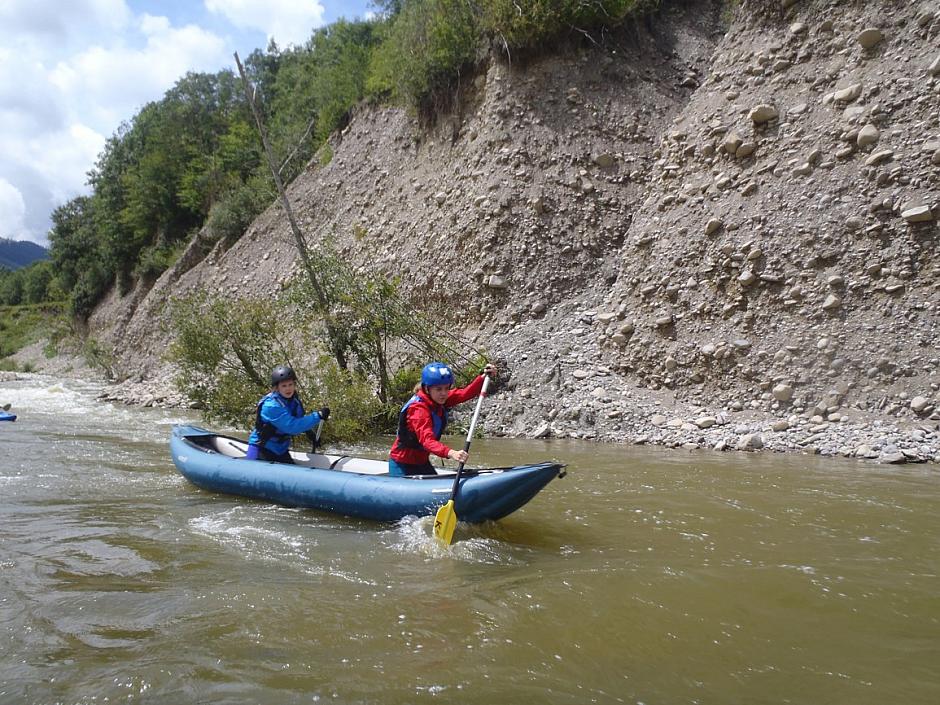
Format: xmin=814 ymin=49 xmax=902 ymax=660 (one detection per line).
xmin=750 ymin=105 xmax=779 ymax=124
xmin=901 ymin=206 xmax=934 ymax=223
xmin=772 ymin=384 xmax=794 ymax=402
xmin=856 ymin=28 xmax=884 ymax=49
xmin=857 ymin=124 xmax=879 ymax=147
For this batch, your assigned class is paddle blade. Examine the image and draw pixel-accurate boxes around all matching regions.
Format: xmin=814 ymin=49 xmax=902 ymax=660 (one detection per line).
xmin=433 ymin=500 xmax=457 ymax=545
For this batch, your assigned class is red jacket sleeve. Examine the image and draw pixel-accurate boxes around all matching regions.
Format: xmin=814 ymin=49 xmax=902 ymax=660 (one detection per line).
xmin=406 ymin=403 xmax=452 ymax=459
xmin=445 ymin=375 xmax=485 ymax=407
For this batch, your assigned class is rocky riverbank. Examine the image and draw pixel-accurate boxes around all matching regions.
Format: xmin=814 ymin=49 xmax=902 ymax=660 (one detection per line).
xmin=81 ymin=363 xmax=940 ymax=466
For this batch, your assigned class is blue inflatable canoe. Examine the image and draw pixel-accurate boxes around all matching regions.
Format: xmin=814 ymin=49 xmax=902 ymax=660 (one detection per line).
xmin=170 ymin=425 xmax=565 ymax=523
xmin=0 ymin=411 xmax=15 ymax=422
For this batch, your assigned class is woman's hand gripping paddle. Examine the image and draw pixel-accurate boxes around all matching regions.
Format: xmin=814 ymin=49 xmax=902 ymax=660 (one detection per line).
xmin=433 ymin=374 xmax=491 ymax=545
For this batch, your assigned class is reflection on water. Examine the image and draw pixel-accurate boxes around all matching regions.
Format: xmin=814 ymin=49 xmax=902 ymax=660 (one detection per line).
xmin=1 ymin=375 xmax=939 ymax=704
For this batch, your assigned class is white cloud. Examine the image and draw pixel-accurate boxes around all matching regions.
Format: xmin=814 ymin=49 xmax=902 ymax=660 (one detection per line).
xmin=0 ymin=5 xmax=232 ymax=244
xmin=50 ymin=16 xmax=229 ymax=132
xmin=0 ymin=0 xmax=132 ymax=52
xmin=29 ymin=125 xmax=105 ymax=204
xmin=0 ymin=179 xmax=28 ymax=241
xmin=205 ymin=0 xmax=326 ymax=47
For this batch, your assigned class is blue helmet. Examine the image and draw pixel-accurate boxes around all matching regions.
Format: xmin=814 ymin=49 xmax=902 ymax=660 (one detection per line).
xmin=421 ymin=362 xmax=454 ymax=387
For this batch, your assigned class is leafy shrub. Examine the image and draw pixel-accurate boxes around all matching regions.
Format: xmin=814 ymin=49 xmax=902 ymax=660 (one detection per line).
xmin=134 ymin=241 xmax=187 ymax=281
xmin=169 ymin=291 xmax=388 ymax=442
xmin=83 ymin=337 xmax=116 ymax=379
xmin=204 ymin=180 xmax=270 ymax=244
xmin=367 ymin=0 xmax=481 ymax=107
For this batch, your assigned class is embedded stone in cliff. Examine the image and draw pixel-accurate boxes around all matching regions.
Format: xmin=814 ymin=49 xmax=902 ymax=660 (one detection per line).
xmin=930 ymin=54 xmax=940 ymax=77
xmin=434 ymin=192 xmax=447 ymax=206
xmin=856 ymin=28 xmax=884 ymax=49
xmin=822 ymin=294 xmax=842 ymax=311
xmin=864 ymin=149 xmax=893 ymax=166
xmin=772 ymin=384 xmax=794 ymax=402
xmin=833 ymin=83 xmax=863 ymax=103
xmin=695 ymin=416 xmax=716 ymax=429
xmin=749 ymin=105 xmax=778 ymax=124
xmin=593 ymin=153 xmax=616 ymax=168
xmin=857 ymin=124 xmax=879 ymax=147
xmin=738 ymin=270 xmax=757 ymax=287
xmin=736 ymin=142 xmax=756 ymax=159
xmin=845 ymin=216 xmax=865 ymax=231
xmin=910 ymin=396 xmax=930 ymax=414
xmin=722 ymin=132 xmax=743 ymax=154
xmin=620 ymin=321 xmax=635 ymax=336
xmin=843 ymin=106 xmax=868 ymax=124
xmin=901 ymin=205 xmax=934 ymax=223
xmin=487 ymin=274 xmax=508 ymax=289
xmin=705 ymin=218 xmax=723 ymax=236
xmin=780 ymin=0 xmax=801 ymax=8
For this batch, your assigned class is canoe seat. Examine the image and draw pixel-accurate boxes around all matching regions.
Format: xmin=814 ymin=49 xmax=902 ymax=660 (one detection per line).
xmin=291 ymin=451 xmax=390 ymax=475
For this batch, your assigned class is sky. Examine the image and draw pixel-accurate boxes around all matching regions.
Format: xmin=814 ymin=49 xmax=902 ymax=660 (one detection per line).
xmin=0 ymin=0 xmax=373 ymax=246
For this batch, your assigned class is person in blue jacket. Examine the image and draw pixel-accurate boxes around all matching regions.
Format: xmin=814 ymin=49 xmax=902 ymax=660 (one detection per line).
xmin=246 ymin=365 xmax=330 ymax=463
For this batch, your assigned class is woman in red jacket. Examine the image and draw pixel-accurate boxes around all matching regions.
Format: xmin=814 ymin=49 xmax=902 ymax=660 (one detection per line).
xmin=388 ymin=361 xmax=495 ymax=476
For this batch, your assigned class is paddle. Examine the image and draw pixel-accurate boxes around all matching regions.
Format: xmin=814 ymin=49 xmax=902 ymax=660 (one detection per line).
xmin=1 ymin=403 xmax=10 ymax=411
xmin=433 ymin=374 xmax=491 ymax=545
xmin=306 ymin=420 xmax=324 ymax=453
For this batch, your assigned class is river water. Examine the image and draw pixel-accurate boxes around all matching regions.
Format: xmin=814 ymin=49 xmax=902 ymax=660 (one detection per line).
xmin=1 ymin=376 xmax=938 ymax=704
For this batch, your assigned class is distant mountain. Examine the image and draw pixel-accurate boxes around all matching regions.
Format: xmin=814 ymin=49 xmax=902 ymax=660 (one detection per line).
xmin=0 ymin=238 xmax=48 ymax=270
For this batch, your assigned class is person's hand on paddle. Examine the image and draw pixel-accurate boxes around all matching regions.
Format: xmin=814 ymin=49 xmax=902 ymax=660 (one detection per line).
xmin=482 ymin=363 xmax=497 ymax=380
xmin=448 ymin=448 xmax=469 ymax=463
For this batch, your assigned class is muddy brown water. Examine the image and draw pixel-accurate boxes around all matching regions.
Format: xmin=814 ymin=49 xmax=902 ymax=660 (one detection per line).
xmin=1 ymin=377 xmax=938 ymax=704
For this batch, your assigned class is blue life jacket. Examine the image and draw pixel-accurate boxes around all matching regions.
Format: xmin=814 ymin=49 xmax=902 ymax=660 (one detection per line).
xmin=248 ymin=392 xmax=305 ymax=454
xmin=396 ymin=394 xmax=448 ymax=450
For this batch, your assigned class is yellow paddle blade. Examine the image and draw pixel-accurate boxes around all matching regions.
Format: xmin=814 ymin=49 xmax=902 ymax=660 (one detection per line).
xmin=433 ymin=500 xmax=457 ymax=545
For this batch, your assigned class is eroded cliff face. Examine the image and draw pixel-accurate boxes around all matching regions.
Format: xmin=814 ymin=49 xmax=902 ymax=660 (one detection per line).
xmin=87 ymin=0 xmax=940 ymax=454
xmin=601 ymin=0 xmax=940 ymax=419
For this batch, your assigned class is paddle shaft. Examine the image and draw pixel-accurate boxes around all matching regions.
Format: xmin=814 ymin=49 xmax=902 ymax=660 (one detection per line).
xmin=310 ymin=419 xmax=324 ymax=452
xmin=446 ymin=374 xmax=491 ymax=500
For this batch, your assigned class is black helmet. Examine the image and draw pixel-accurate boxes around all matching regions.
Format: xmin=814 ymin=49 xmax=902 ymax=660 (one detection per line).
xmin=270 ymin=365 xmax=296 ymax=386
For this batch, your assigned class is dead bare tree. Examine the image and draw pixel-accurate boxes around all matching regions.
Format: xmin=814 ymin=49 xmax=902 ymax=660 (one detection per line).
xmin=234 ymin=51 xmax=350 ymax=370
